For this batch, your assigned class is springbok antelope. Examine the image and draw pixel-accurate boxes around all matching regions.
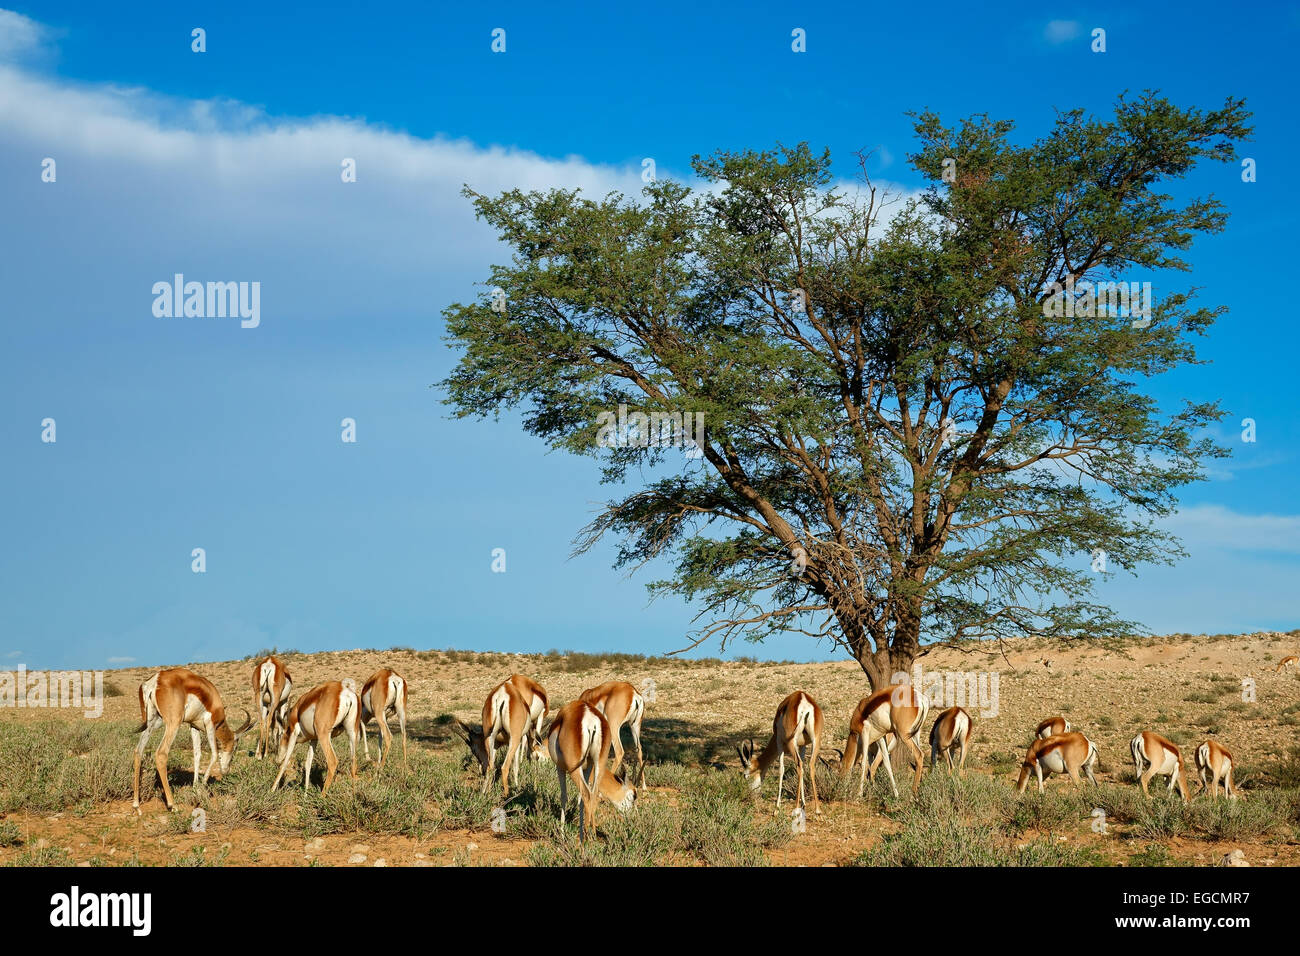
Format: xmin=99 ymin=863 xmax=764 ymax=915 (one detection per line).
xmin=1016 ymin=732 xmax=1099 ymax=793
xmin=358 ymin=668 xmax=409 ymax=772
xmin=252 ymin=655 xmax=292 ymax=760
xmin=271 ymin=681 xmax=360 ymax=793
xmin=546 ymin=699 xmax=637 ymax=842
xmin=837 ymin=684 xmax=929 ymax=798
xmin=929 ymin=706 xmax=972 ymax=776
xmin=1275 ymin=655 xmax=1298 ymax=673
xmin=578 ymin=680 xmax=646 ymax=785
xmin=1035 ymin=716 xmax=1071 ymax=739
xmin=133 ymin=668 xmax=253 ymax=813
xmin=508 ymin=673 xmax=549 ymax=755
xmin=1195 ymin=740 xmax=1239 ymax=799
xmin=738 ymin=691 xmax=824 ymax=814
xmin=452 ymin=678 xmax=531 ymax=796
xmin=1130 ymin=731 xmax=1189 ymax=801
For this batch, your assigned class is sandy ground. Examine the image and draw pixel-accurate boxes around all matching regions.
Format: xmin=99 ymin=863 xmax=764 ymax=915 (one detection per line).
xmin=3 ymin=630 xmax=1298 ymax=866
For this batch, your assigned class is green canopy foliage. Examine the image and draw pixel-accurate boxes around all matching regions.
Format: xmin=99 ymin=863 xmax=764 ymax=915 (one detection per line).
xmin=443 ymin=92 xmax=1251 ymax=686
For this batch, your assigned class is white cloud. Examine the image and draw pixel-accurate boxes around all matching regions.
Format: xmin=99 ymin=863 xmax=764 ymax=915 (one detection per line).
xmin=0 ymin=36 xmax=652 ymax=327
xmin=0 ymin=30 xmax=929 ymax=332
xmin=0 ymin=8 xmax=47 ymax=60
xmin=1044 ymin=20 xmax=1082 ymax=44
xmin=1165 ymin=504 xmax=1300 ymax=554
xmin=106 ymin=655 xmax=135 ymax=664
xmin=0 ymin=65 xmax=637 ymax=191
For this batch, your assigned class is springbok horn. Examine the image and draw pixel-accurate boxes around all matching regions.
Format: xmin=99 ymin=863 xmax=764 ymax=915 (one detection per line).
xmin=232 ymin=708 xmax=255 ymax=736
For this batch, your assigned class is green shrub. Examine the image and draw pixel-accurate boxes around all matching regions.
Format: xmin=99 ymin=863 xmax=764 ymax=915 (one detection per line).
xmin=0 ymin=820 xmax=21 ymax=847
xmin=1129 ymin=843 xmax=1175 ymax=866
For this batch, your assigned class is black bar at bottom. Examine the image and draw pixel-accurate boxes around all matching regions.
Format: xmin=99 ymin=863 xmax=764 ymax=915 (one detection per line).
xmin=0 ymin=864 xmax=1279 ymax=939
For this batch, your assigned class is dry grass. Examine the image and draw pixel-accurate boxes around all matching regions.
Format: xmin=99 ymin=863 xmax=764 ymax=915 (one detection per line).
xmin=2 ymin=629 xmax=1299 ymax=866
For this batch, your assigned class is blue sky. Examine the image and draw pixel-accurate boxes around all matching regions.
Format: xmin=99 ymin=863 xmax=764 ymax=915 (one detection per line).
xmin=1 ymin=1 xmax=1297 ymax=670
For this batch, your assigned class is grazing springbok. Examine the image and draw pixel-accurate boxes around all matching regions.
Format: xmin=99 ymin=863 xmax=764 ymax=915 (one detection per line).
xmin=1275 ymin=655 xmax=1298 ymax=673
xmin=546 ymin=699 xmax=637 ymax=842
xmin=1130 ymin=731 xmax=1189 ymax=802
xmin=271 ymin=681 xmax=360 ymax=794
xmin=1016 ymin=732 xmax=1099 ymax=794
xmin=837 ymin=684 xmax=929 ymax=798
xmin=738 ymin=690 xmax=824 ymax=814
xmin=1035 ymin=716 xmax=1071 ymax=740
xmin=358 ymin=668 xmax=409 ymax=772
xmin=578 ymin=680 xmax=646 ymax=785
xmin=252 ymin=655 xmax=292 ymax=760
xmin=133 ymin=668 xmax=253 ymax=812
xmin=1195 ymin=740 xmax=1239 ymax=799
xmin=452 ymin=678 xmax=531 ymax=796
xmin=929 ymin=706 xmax=972 ymax=776
xmin=511 ymin=673 xmax=549 ymax=732
xmin=498 ymin=674 xmax=548 ymax=757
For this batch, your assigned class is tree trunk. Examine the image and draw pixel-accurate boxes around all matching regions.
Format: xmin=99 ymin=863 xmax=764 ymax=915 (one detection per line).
xmin=837 ymin=603 xmax=921 ymax=690
xmin=836 ymin=603 xmax=924 ymax=777
xmin=855 ymin=642 xmax=917 ymax=691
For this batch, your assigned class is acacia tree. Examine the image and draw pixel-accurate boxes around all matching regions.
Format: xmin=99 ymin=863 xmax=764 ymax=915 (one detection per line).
xmin=443 ymin=93 xmax=1251 ymax=688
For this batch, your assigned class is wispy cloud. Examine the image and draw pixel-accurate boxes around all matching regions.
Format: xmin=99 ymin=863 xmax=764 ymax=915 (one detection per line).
xmin=1044 ymin=20 xmax=1082 ymax=44
xmin=106 ymin=655 xmax=135 ymax=664
xmin=1166 ymin=504 xmax=1300 ymax=554
xmin=0 ymin=23 xmax=925 ymax=331
xmin=0 ymin=22 xmax=653 ymax=327
xmin=0 ymin=8 xmax=47 ymax=60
